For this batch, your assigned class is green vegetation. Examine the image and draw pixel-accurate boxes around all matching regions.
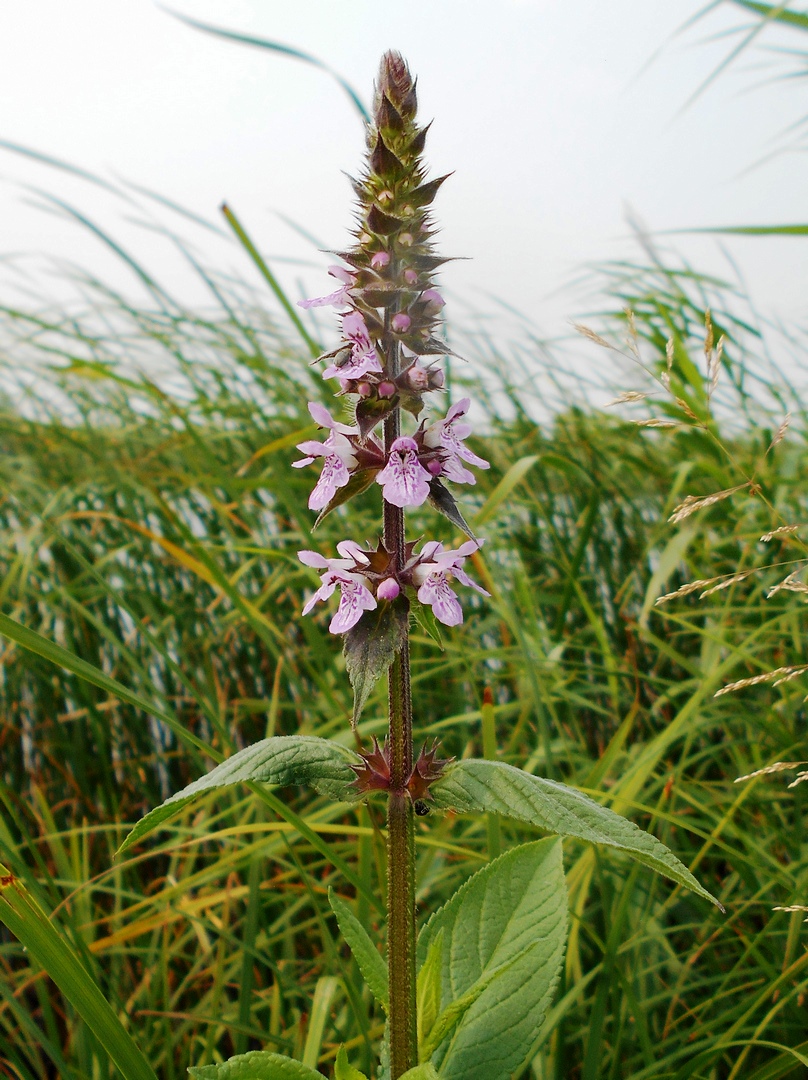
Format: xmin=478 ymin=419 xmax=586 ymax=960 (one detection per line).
xmin=0 ymin=209 xmax=805 ymax=1078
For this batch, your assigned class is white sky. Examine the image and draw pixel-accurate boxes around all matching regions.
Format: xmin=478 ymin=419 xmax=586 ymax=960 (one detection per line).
xmin=0 ymin=0 xmax=805 ymax=371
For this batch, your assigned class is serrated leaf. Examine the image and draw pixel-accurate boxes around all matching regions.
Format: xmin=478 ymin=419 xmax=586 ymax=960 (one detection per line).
xmin=427 ymin=479 xmax=477 ymax=540
xmin=312 ymin=468 xmax=380 ymax=529
xmin=417 ymin=838 xmax=567 ymax=1080
xmin=188 ymin=1051 xmax=327 ymax=1079
xmin=344 ymin=596 xmax=409 ymax=726
xmin=430 ymin=759 xmax=722 ymax=908
xmin=416 ymin=929 xmax=443 ymax=1056
xmin=328 ymin=888 xmax=388 ymax=1010
xmin=118 ymin=736 xmax=361 ymax=854
xmin=334 ymin=1046 xmax=369 ymax=1080
xmin=419 ymin=940 xmax=535 ymax=1064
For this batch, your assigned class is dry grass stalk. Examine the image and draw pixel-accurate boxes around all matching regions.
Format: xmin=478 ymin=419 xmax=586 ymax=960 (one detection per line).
xmin=708 ymin=336 xmax=724 ymax=399
xmin=766 ymin=568 xmax=808 ymax=598
xmin=574 ymin=323 xmax=613 ymax=351
xmin=625 ymin=309 xmax=640 ymax=358
xmin=772 ymin=904 xmax=808 ymax=912
xmin=605 ymin=391 xmax=647 ymax=406
xmin=760 ymin=525 xmax=799 ymax=542
xmin=635 ymin=418 xmax=678 ymax=429
xmin=716 ymin=666 xmax=808 ymax=697
xmin=699 ymin=570 xmax=755 ymax=597
xmin=668 ymin=483 xmax=748 ymax=525
xmin=767 ymin=414 xmax=791 ymax=453
xmin=655 ymin=577 xmax=722 ymax=605
xmin=787 ymin=770 xmax=808 ymax=788
xmin=735 ymin=761 xmax=808 ymax=783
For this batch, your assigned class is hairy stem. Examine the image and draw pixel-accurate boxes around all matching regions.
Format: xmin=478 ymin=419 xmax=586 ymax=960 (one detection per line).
xmin=384 ymin=330 xmax=417 ymax=1076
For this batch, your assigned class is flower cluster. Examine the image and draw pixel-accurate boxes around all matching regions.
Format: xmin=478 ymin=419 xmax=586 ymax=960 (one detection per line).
xmin=297 ymin=538 xmax=488 ymax=633
xmin=294 ymin=52 xmax=490 ymax=636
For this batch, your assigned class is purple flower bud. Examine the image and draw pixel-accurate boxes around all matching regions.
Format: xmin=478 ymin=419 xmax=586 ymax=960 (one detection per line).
xmin=406 ymin=363 xmax=429 ymax=392
xmin=371 ymin=251 xmax=391 ymax=270
xmin=378 ymin=381 xmax=397 ymax=399
xmin=427 ymin=459 xmax=442 ymax=476
xmin=377 ymin=577 xmax=401 ymax=601
xmin=357 ymin=381 xmax=373 ymax=398
xmin=392 ymin=313 xmax=412 ymax=333
xmin=398 ymin=233 xmax=414 ymax=247
xmin=421 ymin=288 xmax=445 ymax=308
xmin=428 ymin=368 xmax=445 ymax=390
xmin=404 ymin=268 xmax=418 ymax=285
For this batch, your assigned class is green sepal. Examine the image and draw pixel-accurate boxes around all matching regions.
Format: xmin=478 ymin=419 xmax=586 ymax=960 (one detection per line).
xmin=430 ymin=759 xmax=722 ymax=909
xmin=345 ymin=595 xmax=409 ymax=727
xmin=328 ymin=888 xmax=388 ymax=1011
xmin=427 ymin=479 xmax=477 ymax=541
xmin=118 ymin=736 xmax=362 ymax=854
xmin=187 ymin=1050 xmax=326 ymax=1078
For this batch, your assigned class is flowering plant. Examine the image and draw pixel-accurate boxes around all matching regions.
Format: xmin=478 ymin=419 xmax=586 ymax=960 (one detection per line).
xmin=115 ymin=52 xmax=721 ymax=1080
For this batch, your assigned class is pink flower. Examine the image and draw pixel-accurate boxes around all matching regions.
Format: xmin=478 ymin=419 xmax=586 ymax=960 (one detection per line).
xmin=409 ymin=540 xmax=489 ymax=627
xmin=376 ymin=436 xmax=433 ymax=507
xmin=298 ymin=544 xmax=376 ymax=633
xmin=323 ymin=311 xmax=383 ymax=381
xmin=293 ymin=402 xmax=359 ymax=511
xmin=377 ymin=577 xmax=401 ymax=601
xmin=298 ymin=265 xmax=354 ymax=310
xmin=423 ymin=398 xmax=489 ymax=485
xmin=371 ymin=251 xmax=390 ymax=270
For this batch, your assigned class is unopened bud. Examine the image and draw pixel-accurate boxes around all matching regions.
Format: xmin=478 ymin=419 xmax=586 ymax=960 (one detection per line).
xmin=398 ymin=233 xmax=414 ymax=247
xmin=404 ymin=268 xmax=418 ymax=285
xmin=359 ymin=233 xmax=373 ymax=246
xmin=377 ymin=577 xmax=401 ymax=601
xmin=406 ymin=362 xmax=429 ymax=392
xmin=421 ymin=288 xmax=445 ymax=308
xmin=378 ymin=190 xmax=394 ymax=204
xmin=357 ymin=381 xmax=373 ymax=398
xmin=427 ymin=368 xmax=445 ymax=390
xmin=427 ymin=459 xmax=442 ymax=476
xmin=392 ymin=312 xmax=412 ymax=333
xmin=371 ymin=251 xmax=390 ymax=270
xmin=378 ymin=381 xmax=397 ymax=399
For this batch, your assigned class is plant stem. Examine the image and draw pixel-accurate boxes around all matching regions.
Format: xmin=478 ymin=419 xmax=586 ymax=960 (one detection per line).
xmin=384 ymin=330 xmax=418 ymax=1077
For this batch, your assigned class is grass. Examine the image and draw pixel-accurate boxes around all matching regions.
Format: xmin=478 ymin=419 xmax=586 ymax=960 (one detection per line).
xmin=0 ymin=187 xmax=806 ymax=1080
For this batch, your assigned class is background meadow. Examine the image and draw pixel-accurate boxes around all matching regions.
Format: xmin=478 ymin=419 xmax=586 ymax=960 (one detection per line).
xmin=1 ymin=2 xmax=807 ymax=1078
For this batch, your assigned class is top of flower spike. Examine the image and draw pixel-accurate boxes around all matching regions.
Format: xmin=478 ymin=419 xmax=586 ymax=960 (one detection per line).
xmin=374 ymin=51 xmax=417 ymax=123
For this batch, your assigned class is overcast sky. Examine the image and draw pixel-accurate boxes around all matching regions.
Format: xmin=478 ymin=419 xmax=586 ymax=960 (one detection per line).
xmin=0 ymin=1 xmax=805 ymax=370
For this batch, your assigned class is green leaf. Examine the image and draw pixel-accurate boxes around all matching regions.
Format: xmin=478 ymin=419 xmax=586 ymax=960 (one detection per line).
xmin=119 ymin=736 xmax=361 ymax=854
xmin=431 ymin=759 xmax=722 ymax=909
xmin=188 ymin=1051 xmax=327 ymax=1079
xmin=344 ymin=596 xmax=409 ymax=726
xmin=416 ymin=930 xmax=443 ymax=1057
xmin=474 ymin=455 xmax=539 ymax=526
xmin=334 ymin=1046 xmax=369 ymax=1080
xmin=417 ymin=838 xmax=567 ymax=1080
xmin=328 ymin=888 xmax=388 ymax=1011
xmin=0 ymin=611 xmax=212 ymax=756
xmin=399 ymin=1067 xmax=439 ymax=1080
xmin=419 ymin=941 xmax=538 ymax=1064
xmin=0 ymin=865 xmax=159 ymax=1080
